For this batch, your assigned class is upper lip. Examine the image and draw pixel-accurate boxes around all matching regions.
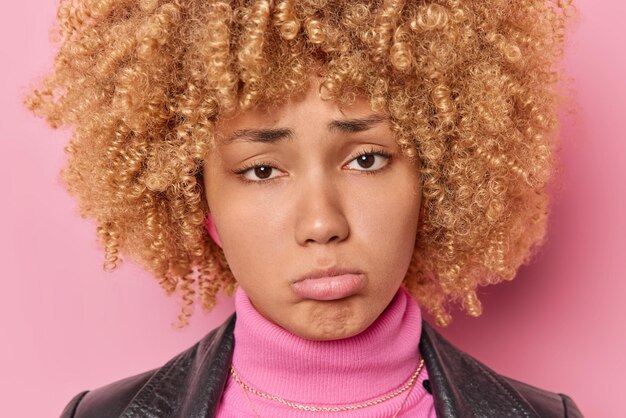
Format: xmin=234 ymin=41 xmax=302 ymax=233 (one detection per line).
xmin=293 ymin=267 xmax=363 ymax=283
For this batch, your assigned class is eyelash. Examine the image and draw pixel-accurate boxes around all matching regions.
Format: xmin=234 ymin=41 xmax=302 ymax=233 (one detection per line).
xmin=232 ymin=146 xmax=394 ymax=184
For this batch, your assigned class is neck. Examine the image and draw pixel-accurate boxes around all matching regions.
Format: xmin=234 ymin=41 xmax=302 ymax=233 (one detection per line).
xmin=230 ymin=286 xmax=423 ymax=404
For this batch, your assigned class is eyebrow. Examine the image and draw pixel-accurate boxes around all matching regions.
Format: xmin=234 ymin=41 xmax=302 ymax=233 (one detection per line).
xmin=223 ymin=113 xmax=388 ymax=145
xmin=328 ymin=113 xmax=388 ymax=134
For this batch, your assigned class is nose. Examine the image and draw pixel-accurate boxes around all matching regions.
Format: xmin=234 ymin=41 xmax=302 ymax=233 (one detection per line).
xmin=294 ymin=177 xmax=350 ymax=246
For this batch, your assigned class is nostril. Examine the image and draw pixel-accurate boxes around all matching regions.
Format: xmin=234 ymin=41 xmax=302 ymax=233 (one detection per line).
xmin=305 ymin=235 xmax=339 ymax=245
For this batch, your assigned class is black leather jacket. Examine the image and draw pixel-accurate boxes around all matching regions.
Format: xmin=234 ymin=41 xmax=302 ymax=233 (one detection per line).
xmin=60 ymin=314 xmax=583 ymax=417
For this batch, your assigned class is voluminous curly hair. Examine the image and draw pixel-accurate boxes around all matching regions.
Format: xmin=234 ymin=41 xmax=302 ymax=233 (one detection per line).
xmin=26 ymin=0 xmax=573 ymax=327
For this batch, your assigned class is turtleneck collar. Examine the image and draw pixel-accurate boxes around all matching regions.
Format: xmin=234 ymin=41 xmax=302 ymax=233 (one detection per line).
xmin=230 ymin=285 xmax=423 ymax=404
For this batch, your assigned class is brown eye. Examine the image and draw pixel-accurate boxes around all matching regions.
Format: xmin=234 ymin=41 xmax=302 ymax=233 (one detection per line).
xmin=235 ymin=162 xmax=284 ymax=183
xmin=346 ymin=151 xmax=391 ymax=172
xmin=356 ymin=154 xmax=375 ymax=169
xmin=254 ymin=166 xmax=272 ymax=179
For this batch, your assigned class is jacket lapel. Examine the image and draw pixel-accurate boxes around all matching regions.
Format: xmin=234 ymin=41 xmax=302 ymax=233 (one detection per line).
xmin=120 ymin=313 xmax=236 ymax=418
xmin=419 ymin=320 xmax=541 ymax=417
xmin=174 ymin=314 xmax=236 ymax=418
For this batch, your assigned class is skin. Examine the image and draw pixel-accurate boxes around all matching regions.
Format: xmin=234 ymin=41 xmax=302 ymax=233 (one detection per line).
xmin=203 ymin=78 xmax=422 ymax=341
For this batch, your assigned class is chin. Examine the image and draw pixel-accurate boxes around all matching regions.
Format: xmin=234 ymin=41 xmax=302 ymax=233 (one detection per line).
xmin=283 ymin=297 xmax=379 ymax=341
xmin=290 ymin=316 xmax=370 ymax=341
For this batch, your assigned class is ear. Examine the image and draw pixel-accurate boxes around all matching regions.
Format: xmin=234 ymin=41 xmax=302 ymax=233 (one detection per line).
xmin=204 ymin=213 xmax=223 ymax=248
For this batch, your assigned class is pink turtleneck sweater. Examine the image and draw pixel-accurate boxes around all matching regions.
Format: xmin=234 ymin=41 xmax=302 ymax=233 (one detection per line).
xmin=215 ymin=286 xmax=436 ymax=417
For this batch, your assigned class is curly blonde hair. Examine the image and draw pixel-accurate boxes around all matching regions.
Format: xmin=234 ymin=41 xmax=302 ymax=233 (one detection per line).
xmin=25 ymin=0 xmax=574 ymax=327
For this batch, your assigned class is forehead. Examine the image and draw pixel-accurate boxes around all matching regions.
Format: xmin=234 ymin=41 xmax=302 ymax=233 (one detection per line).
xmin=213 ymin=81 xmax=388 ymax=145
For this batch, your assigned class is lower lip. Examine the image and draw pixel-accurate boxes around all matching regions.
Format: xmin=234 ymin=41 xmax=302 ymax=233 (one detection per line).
xmin=291 ymin=274 xmax=366 ymax=301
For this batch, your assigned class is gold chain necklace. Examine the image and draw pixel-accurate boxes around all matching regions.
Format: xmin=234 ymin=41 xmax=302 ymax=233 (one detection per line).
xmin=229 ymin=358 xmax=425 ymax=416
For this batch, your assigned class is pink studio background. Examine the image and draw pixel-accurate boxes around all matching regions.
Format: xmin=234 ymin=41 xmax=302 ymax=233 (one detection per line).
xmin=2 ymin=1 xmax=623 ymax=417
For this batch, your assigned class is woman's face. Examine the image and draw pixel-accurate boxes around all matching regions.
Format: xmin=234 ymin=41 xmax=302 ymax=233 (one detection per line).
xmin=203 ymin=79 xmax=422 ymax=340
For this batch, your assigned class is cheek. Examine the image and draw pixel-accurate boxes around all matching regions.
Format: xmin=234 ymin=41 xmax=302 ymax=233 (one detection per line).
xmin=215 ymin=191 xmax=288 ymax=279
xmin=350 ymin=176 xmax=421 ymax=245
xmin=204 ymin=156 xmax=284 ymax=272
xmin=346 ymin=174 xmax=421 ymax=282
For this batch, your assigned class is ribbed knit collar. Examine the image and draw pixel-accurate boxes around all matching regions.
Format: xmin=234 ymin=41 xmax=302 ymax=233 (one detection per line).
xmin=230 ymin=285 xmax=423 ymax=404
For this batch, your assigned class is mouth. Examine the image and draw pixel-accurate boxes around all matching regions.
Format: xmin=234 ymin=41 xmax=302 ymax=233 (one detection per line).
xmin=291 ymin=267 xmax=367 ymax=301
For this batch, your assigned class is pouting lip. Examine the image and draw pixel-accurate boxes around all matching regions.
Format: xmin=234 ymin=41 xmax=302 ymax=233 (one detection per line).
xmin=293 ymin=266 xmax=364 ymax=284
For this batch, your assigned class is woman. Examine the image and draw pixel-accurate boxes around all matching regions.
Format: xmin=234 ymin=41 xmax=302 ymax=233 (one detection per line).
xmin=26 ymin=0 xmax=582 ymax=416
